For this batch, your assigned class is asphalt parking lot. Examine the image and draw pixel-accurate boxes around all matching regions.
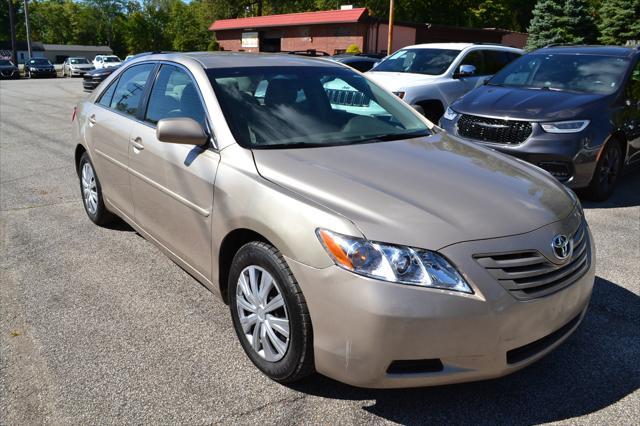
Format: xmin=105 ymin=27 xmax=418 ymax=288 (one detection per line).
xmin=1 ymin=77 xmax=638 ymax=425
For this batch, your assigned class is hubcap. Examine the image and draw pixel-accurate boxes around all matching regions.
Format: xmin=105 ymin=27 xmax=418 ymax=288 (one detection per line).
xmin=236 ymin=265 xmax=290 ymax=362
xmin=599 ymin=146 xmax=620 ymax=190
xmin=81 ymin=162 xmax=98 ymax=215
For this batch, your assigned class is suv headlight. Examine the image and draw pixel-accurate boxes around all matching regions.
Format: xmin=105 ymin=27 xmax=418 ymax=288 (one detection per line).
xmin=316 ymin=229 xmax=472 ymax=293
xmin=541 ymin=120 xmax=590 ymax=133
xmin=443 ymin=107 xmax=458 ymax=121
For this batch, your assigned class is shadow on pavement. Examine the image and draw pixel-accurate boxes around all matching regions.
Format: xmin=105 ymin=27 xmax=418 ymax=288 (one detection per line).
xmin=290 ymin=276 xmax=639 ymax=424
xmin=581 ymin=165 xmax=640 ymax=209
xmin=102 ymin=219 xmax=136 ymax=232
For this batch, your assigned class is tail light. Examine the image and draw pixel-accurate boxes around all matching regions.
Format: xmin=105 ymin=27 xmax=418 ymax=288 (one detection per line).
xmin=71 ymin=106 xmax=77 ymax=122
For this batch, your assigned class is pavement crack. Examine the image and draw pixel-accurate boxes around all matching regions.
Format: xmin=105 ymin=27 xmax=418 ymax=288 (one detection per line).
xmin=1 ymin=200 xmax=77 ymax=212
xmin=229 ymin=393 xmax=307 ymax=420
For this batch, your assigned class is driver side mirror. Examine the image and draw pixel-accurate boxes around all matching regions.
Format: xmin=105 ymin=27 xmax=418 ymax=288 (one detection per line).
xmin=157 ymin=118 xmax=208 ymax=146
xmin=454 ymin=64 xmax=477 ymax=79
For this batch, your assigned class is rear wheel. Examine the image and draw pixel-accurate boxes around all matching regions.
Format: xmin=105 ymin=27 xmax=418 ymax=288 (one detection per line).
xmin=585 ymin=139 xmax=623 ymax=201
xmin=229 ymin=242 xmax=314 ymax=383
xmin=78 ymin=152 xmax=115 ymax=225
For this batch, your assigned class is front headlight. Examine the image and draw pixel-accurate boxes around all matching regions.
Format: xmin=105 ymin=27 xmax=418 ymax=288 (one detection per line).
xmin=316 ymin=229 xmax=472 ymax=293
xmin=443 ymin=106 xmax=458 ymax=121
xmin=541 ymin=120 xmax=590 ymax=133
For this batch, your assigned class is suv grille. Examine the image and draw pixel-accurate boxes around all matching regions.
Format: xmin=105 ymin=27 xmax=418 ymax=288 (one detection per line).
xmin=324 ymin=89 xmax=370 ymax=107
xmin=457 ymin=114 xmax=532 ymax=144
xmin=475 ymin=222 xmax=590 ymax=300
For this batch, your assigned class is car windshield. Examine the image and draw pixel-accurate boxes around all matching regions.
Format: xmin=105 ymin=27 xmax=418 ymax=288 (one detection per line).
xmin=488 ymin=53 xmax=630 ymax=95
xmin=70 ymin=58 xmax=89 ymax=64
xmin=0 ymin=60 xmax=13 ymax=66
xmin=104 ymin=56 xmax=120 ymax=63
xmin=30 ymin=58 xmax=51 ymax=65
xmin=372 ymin=48 xmax=460 ymax=75
xmin=207 ymin=66 xmax=430 ymax=149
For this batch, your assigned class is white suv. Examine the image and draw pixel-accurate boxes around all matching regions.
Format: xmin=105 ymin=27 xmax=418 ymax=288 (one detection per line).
xmin=93 ymin=55 xmax=122 ymax=69
xmin=366 ymin=43 xmax=523 ymax=123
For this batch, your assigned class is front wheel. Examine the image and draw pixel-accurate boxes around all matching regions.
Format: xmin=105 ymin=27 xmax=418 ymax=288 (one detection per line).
xmin=229 ymin=242 xmax=314 ymax=383
xmin=585 ymin=140 xmax=623 ymax=201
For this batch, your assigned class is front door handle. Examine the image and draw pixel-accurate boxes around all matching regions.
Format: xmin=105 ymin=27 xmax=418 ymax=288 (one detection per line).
xmin=88 ymin=114 xmax=96 ymax=126
xmin=130 ymin=137 xmax=144 ymax=151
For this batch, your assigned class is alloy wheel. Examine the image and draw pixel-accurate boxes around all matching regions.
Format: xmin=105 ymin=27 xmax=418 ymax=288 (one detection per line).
xmin=81 ymin=162 xmax=98 ymax=215
xmin=598 ymin=145 xmax=621 ymax=192
xmin=235 ymin=265 xmax=290 ymax=362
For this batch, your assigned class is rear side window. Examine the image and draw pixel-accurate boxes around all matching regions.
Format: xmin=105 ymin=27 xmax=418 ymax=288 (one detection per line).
xmin=110 ymin=63 xmax=155 ymax=117
xmin=145 ymin=64 xmax=206 ymax=127
xmin=97 ymin=82 xmax=117 ymax=107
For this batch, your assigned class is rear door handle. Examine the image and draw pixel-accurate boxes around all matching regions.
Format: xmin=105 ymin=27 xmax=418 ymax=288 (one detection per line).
xmin=88 ymin=114 xmax=96 ymax=126
xmin=130 ymin=137 xmax=144 ymax=151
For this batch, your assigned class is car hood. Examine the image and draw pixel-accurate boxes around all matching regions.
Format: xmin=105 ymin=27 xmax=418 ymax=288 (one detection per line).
xmin=252 ymin=133 xmax=574 ymax=249
xmin=452 ymin=85 xmax=605 ymax=121
xmin=72 ymin=64 xmax=93 ymax=68
xmin=366 ymin=71 xmax=440 ymax=91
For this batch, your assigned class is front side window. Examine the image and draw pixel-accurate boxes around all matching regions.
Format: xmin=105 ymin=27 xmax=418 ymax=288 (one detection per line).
xmin=208 ymin=66 xmax=429 ymax=149
xmin=489 ymin=53 xmax=631 ymax=95
xmin=483 ymin=50 xmax=517 ymax=75
xmin=460 ymin=51 xmax=485 ymax=75
xmin=98 ymin=81 xmax=117 ymax=107
xmin=110 ymin=64 xmax=155 ymax=117
xmin=145 ymin=64 xmax=206 ymax=127
xmin=372 ymin=49 xmax=460 ymax=75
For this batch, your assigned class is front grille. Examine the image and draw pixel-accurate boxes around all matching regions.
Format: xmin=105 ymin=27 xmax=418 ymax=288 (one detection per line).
xmin=475 ymin=221 xmax=590 ymax=300
xmin=457 ymin=114 xmax=532 ymax=144
xmin=324 ymin=89 xmax=370 ymax=107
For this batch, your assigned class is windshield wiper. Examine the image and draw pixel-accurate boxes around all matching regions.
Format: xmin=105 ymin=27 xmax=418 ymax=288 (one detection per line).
xmin=354 ymin=130 xmax=430 ymax=144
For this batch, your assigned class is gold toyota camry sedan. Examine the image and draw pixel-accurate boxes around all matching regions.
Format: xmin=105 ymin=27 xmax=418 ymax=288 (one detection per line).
xmin=73 ymin=52 xmax=595 ymax=388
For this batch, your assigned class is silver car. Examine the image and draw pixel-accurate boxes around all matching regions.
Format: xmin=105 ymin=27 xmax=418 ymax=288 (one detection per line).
xmin=62 ymin=57 xmax=94 ymax=77
xmin=73 ymin=53 xmax=594 ymax=388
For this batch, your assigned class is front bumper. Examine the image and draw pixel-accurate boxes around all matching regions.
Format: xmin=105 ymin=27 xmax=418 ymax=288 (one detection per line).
xmin=30 ymin=69 xmax=57 ymax=77
xmin=287 ymin=217 xmax=595 ymax=388
xmin=0 ymin=69 xmax=18 ymax=79
xmin=82 ymin=75 xmax=104 ymax=91
xmin=440 ymin=117 xmax=603 ymax=189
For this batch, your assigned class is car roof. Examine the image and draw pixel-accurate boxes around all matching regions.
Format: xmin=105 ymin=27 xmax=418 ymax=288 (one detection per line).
xmin=148 ymin=52 xmax=347 ymax=69
xmin=535 ymin=45 xmax=636 ymax=57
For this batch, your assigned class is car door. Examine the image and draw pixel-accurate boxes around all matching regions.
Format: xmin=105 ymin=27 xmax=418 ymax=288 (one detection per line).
xmin=128 ymin=63 xmax=219 ymax=281
xmin=85 ymin=63 xmax=156 ymax=219
xmin=446 ymin=49 xmax=487 ymax=105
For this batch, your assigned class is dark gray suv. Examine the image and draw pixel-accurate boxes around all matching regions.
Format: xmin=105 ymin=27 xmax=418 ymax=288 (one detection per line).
xmin=440 ymin=46 xmax=640 ymax=200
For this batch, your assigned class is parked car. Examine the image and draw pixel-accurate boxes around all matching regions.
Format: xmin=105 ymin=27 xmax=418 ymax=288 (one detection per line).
xmin=0 ymin=59 xmax=19 ymax=79
xmin=24 ymin=57 xmax=57 ymax=78
xmin=93 ymin=55 xmax=122 ymax=69
xmin=62 ymin=57 xmax=94 ymax=77
xmin=83 ymin=52 xmax=153 ymax=91
xmin=440 ymin=45 xmax=640 ymax=201
xmin=366 ymin=43 xmax=523 ymax=123
xmin=73 ymin=52 xmax=594 ymax=388
xmin=331 ymin=54 xmax=380 ymax=72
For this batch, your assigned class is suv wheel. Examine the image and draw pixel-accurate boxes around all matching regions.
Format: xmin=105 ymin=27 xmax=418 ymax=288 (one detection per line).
xmin=586 ymin=139 xmax=623 ymax=201
xmin=78 ymin=152 xmax=114 ymax=225
xmin=229 ymin=242 xmax=314 ymax=383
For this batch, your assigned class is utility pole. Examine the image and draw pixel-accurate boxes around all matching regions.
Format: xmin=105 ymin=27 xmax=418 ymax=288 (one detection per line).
xmin=7 ymin=0 xmax=18 ymax=64
xmin=387 ymin=0 xmax=394 ymax=55
xmin=23 ymin=0 xmax=32 ymax=59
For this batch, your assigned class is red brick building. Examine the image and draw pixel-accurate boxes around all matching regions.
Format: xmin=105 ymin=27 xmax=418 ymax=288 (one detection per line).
xmin=209 ymin=8 xmax=528 ymax=55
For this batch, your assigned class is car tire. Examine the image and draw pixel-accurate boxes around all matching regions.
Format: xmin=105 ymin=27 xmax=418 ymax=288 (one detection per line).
xmin=228 ymin=241 xmax=314 ymax=383
xmin=78 ymin=152 xmax=115 ymax=225
xmin=585 ymin=139 xmax=623 ymax=201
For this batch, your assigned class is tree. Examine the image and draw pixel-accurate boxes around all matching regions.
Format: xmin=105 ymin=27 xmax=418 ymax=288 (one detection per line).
xmin=526 ymin=0 xmax=569 ymax=50
xmin=564 ymin=0 xmax=598 ymax=44
xmin=598 ymin=0 xmax=640 ymax=45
